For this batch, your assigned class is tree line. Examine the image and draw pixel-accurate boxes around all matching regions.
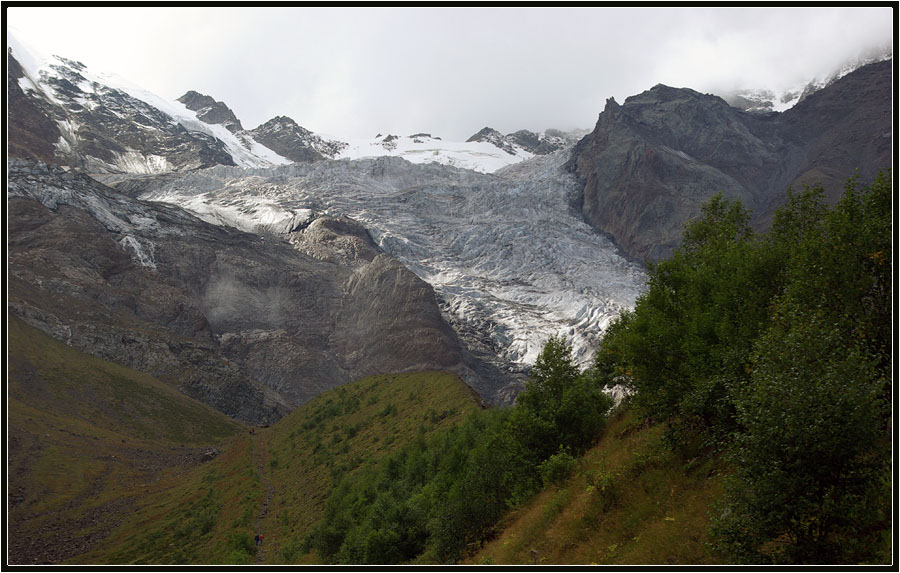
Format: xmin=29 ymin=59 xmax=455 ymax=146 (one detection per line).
xmin=597 ymin=171 xmax=891 ymax=563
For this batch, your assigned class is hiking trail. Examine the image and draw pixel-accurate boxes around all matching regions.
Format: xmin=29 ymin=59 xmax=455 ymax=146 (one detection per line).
xmin=251 ymin=429 xmax=276 ymax=564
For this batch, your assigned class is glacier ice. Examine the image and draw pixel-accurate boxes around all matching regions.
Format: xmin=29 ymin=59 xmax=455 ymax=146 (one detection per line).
xmin=138 ymin=148 xmax=648 ymax=370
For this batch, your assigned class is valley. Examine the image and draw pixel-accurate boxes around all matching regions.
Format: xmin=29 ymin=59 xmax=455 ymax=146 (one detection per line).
xmin=5 ymin=20 xmax=893 ymax=565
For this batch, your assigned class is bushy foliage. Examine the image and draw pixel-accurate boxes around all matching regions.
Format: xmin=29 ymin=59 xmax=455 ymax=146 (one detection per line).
xmin=599 ymin=172 xmax=892 ymax=563
xmin=597 ymin=194 xmax=784 ymax=447
xmin=539 ymin=448 xmax=578 ymax=488
xmin=304 ymin=336 xmax=613 ymax=564
xmin=710 ymin=172 xmax=892 ymax=564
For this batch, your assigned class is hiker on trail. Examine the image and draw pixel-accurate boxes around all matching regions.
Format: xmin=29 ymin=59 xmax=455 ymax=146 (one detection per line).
xmin=259 ymin=533 xmax=264 ymax=546
xmin=254 ymin=534 xmax=260 ymax=546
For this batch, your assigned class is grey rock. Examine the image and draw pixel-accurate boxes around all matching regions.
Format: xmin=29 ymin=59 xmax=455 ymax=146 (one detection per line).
xmin=247 ymin=116 xmax=347 ymax=162
xmin=177 ymin=90 xmax=244 ymax=133
xmin=567 ymin=60 xmax=892 ymax=262
xmin=7 ymin=159 xmax=494 ymax=423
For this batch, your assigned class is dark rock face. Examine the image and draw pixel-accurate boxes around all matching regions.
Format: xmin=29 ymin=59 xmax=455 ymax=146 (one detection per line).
xmin=467 ymin=127 xmax=518 ymax=155
xmin=7 ymin=159 xmax=475 ymax=424
xmin=8 ymin=53 xmax=237 ymax=173
xmin=567 ymin=60 xmax=892 ymax=261
xmin=467 ymin=126 xmax=571 ymax=156
xmin=7 ymin=51 xmax=61 ymax=163
xmin=177 ymin=90 xmax=245 ymax=133
xmin=247 ymin=116 xmax=347 ymax=162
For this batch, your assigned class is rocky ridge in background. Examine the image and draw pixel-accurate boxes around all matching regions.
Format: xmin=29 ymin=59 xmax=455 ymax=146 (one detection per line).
xmin=247 ymin=116 xmax=349 ymax=163
xmin=567 ymin=59 xmax=892 ymax=262
xmin=177 ymin=90 xmax=245 ymax=133
xmin=466 ymin=126 xmax=574 ymax=156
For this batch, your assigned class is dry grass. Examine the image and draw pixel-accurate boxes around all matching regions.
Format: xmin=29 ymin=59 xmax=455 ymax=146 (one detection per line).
xmin=467 ymin=407 xmax=726 ymax=565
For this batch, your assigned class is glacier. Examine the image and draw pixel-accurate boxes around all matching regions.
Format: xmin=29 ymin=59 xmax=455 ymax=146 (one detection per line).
xmin=137 ymin=148 xmax=648 ymax=370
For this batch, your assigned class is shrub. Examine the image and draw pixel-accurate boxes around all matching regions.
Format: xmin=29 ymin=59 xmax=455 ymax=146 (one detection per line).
xmin=539 ymin=449 xmax=578 ymax=488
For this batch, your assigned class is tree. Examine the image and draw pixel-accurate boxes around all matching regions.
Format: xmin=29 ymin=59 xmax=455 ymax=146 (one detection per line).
xmin=710 ymin=172 xmax=892 ymax=564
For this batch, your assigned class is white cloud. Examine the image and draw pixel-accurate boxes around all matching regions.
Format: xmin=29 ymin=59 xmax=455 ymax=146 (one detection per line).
xmin=7 ymin=6 xmax=893 ymax=140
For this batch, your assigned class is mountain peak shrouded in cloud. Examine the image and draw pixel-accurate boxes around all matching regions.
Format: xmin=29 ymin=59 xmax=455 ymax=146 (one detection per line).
xmin=7 ymin=7 xmax=893 ymax=140
xmin=7 ymin=33 xmax=578 ymax=174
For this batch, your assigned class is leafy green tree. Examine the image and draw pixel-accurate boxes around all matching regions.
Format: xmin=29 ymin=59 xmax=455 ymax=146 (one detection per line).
xmin=711 ymin=172 xmax=892 ymax=564
xmin=601 ymin=194 xmax=783 ymax=446
xmin=509 ymin=336 xmax=612 ymax=460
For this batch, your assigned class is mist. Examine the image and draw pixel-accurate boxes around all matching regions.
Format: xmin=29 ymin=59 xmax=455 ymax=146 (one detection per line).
xmin=7 ymin=6 xmax=893 ymax=140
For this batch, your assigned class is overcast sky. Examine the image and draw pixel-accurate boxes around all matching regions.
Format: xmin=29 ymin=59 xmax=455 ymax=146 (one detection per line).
xmin=7 ymin=6 xmax=893 ymax=140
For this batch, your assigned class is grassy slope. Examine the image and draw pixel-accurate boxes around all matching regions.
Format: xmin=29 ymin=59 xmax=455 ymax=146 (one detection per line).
xmin=258 ymin=371 xmax=483 ymax=563
xmin=14 ymin=332 xmax=483 ymax=566
xmin=9 ymin=312 xmax=727 ymax=565
xmin=7 ymin=314 xmax=245 ymax=564
xmin=466 ymin=407 xmax=726 ymax=565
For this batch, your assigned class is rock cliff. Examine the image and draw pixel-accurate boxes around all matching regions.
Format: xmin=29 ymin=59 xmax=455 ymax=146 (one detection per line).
xmin=7 ymin=159 xmax=495 ymax=424
xmin=567 ymin=59 xmax=892 ymax=261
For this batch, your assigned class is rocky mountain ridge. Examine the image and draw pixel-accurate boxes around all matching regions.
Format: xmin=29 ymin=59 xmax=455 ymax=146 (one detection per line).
xmin=177 ymin=90 xmax=245 ymax=133
xmin=567 ymin=58 xmax=893 ymax=262
xmin=721 ymin=46 xmax=893 ymax=113
xmin=8 ymin=158 xmax=516 ymax=423
xmin=7 ymin=35 xmax=592 ymax=176
xmin=465 ymin=127 xmax=576 ymax=156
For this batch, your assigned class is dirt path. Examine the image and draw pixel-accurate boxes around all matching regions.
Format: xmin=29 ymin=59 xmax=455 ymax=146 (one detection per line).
xmin=251 ymin=430 xmax=276 ymax=564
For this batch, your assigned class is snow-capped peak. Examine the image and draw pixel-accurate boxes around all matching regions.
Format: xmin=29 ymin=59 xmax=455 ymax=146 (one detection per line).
xmin=721 ymin=46 xmax=893 ymax=114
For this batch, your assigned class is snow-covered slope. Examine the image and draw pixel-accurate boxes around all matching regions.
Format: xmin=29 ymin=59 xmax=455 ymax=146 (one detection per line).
xmin=136 ymin=149 xmax=648 ymax=369
xmin=329 ymin=132 xmax=535 ymax=173
xmin=8 ymin=33 xmax=292 ymax=172
xmin=721 ymin=46 xmax=894 ymax=113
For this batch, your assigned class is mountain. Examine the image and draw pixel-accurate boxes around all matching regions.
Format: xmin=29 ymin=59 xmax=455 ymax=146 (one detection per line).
xmin=567 ymin=58 xmax=893 ymax=261
xmin=466 ymin=126 xmax=579 ymax=156
xmin=7 ymin=35 xmax=294 ymax=173
xmin=721 ymin=46 xmax=893 ymax=113
xmin=8 ymin=158 xmax=516 ymax=424
xmin=7 ymin=36 xmax=558 ymax=175
xmin=247 ymin=116 xmax=348 ymax=162
xmin=7 ymin=34 xmax=644 ymax=422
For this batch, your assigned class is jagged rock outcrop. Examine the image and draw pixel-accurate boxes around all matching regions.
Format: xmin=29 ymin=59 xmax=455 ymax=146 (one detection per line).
xmin=247 ymin=116 xmax=348 ymax=162
xmin=177 ymin=90 xmax=244 ymax=133
xmin=466 ymin=127 xmax=571 ymax=156
xmin=8 ymin=51 xmax=238 ymax=173
xmin=567 ymin=59 xmax=892 ymax=261
xmin=7 ymin=159 xmax=485 ymax=423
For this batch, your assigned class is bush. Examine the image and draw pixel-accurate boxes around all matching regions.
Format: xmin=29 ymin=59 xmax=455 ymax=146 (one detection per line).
xmin=597 ymin=172 xmax=892 ymax=564
xmin=539 ymin=449 xmax=578 ymax=488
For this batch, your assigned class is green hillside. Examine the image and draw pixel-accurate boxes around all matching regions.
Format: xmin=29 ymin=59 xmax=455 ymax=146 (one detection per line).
xmin=466 ymin=407 xmax=725 ymax=565
xmin=7 ymin=326 xmax=482 ymax=566
xmin=256 ymin=370 xmax=483 ymax=563
xmin=7 ymin=314 xmax=244 ymax=564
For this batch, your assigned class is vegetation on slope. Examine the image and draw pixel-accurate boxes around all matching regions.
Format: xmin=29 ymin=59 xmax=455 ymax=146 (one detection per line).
xmin=83 ymin=370 xmax=481 ymax=564
xmin=7 ymin=315 xmax=244 ymax=564
xmin=258 ymin=370 xmax=483 ymax=563
xmin=467 ymin=407 xmax=725 ymax=565
xmin=596 ymin=171 xmax=892 ymax=564
xmin=301 ymin=337 xmax=614 ymax=564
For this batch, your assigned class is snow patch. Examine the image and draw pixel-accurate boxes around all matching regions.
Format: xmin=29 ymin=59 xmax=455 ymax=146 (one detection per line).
xmin=118 ymin=235 xmax=157 ymax=269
